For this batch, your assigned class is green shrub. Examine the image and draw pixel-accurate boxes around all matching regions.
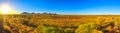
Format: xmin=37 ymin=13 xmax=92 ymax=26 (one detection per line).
xmin=38 ymin=26 xmax=63 ymax=33
xmin=64 ymin=28 xmax=74 ymax=33
xmin=0 ymin=17 xmax=3 ymax=31
xmin=75 ymin=22 xmax=96 ymax=33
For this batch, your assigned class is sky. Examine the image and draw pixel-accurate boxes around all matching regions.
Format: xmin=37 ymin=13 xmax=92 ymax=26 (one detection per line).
xmin=0 ymin=0 xmax=120 ymax=15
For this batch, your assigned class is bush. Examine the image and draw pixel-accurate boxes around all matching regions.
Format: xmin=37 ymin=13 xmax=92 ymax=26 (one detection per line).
xmin=41 ymin=26 xmax=63 ymax=33
xmin=75 ymin=22 xmax=96 ymax=33
xmin=0 ymin=17 xmax=3 ymax=31
xmin=64 ymin=28 xmax=74 ymax=33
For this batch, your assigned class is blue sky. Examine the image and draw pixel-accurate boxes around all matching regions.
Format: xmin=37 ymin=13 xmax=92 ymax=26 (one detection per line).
xmin=0 ymin=0 xmax=120 ymax=14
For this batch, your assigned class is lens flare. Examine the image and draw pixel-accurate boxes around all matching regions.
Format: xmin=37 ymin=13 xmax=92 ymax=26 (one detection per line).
xmin=0 ymin=4 xmax=20 ymax=14
xmin=0 ymin=4 xmax=10 ymax=14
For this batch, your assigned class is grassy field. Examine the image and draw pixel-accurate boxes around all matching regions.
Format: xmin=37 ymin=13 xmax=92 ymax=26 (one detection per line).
xmin=0 ymin=14 xmax=120 ymax=33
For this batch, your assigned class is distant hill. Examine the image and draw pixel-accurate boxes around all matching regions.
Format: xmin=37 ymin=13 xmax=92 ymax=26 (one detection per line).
xmin=21 ymin=12 xmax=57 ymax=15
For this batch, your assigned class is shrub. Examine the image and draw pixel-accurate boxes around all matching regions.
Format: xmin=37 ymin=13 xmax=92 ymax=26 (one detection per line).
xmin=0 ymin=17 xmax=3 ymax=31
xmin=75 ymin=22 xmax=96 ymax=33
xmin=64 ymin=28 xmax=74 ymax=33
xmin=38 ymin=26 xmax=63 ymax=33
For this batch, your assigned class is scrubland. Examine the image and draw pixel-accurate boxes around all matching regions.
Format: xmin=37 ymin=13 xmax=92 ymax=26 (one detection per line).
xmin=0 ymin=15 xmax=120 ymax=33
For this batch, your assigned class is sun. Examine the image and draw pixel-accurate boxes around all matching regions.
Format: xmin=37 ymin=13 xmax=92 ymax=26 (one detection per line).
xmin=0 ymin=4 xmax=10 ymax=14
xmin=0 ymin=4 xmax=20 ymax=14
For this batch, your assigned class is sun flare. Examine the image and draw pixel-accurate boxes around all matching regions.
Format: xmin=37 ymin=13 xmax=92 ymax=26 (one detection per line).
xmin=0 ymin=4 xmax=20 ymax=14
xmin=1 ymin=4 xmax=10 ymax=14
